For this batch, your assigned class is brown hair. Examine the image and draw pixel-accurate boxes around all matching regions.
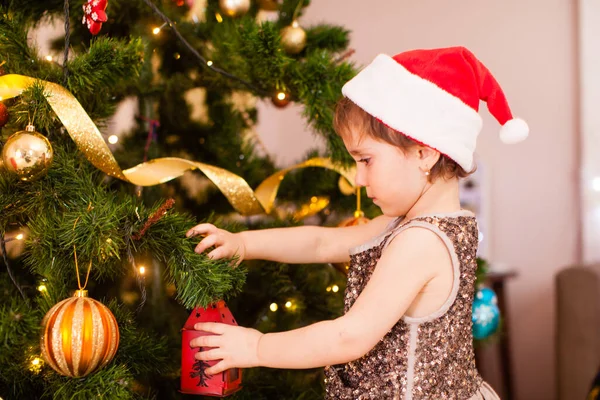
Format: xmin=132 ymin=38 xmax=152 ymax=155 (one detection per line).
xmin=333 ymin=97 xmax=474 ymax=181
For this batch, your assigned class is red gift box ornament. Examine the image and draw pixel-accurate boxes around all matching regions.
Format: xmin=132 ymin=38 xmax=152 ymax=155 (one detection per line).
xmin=181 ymin=300 xmax=242 ymax=396
xmin=82 ymin=0 xmax=108 ymax=35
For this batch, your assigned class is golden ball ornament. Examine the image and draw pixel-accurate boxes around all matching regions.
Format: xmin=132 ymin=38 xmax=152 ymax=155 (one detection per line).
xmin=218 ymin=0 xmax=250 ymax=17
xmin=280 ymin=21 xmax=307 ymax=55
xmin=271 ymin=90 xmax=291 ymax=108
xmin=1 ymin=125 xmax=53 ymax=181
xmin=257 ymin=0 xmax=281 ymax=11
xmin=331 ymin=212 xmax=370 ymax=275
xmin=40 ymin=290 xmax=120 ymax=377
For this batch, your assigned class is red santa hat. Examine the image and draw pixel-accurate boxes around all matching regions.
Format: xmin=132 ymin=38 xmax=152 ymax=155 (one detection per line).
xmin=341 ymin=46 xmax=528 ymax=171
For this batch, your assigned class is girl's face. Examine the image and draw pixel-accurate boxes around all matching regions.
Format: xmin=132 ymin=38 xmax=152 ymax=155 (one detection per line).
xmin=342 ymin=131 xmax=428 ymax=217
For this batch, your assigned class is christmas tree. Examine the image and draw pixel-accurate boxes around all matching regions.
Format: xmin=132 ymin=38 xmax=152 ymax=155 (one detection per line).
xmin=0 ymin=0 xmax=375 ymax=398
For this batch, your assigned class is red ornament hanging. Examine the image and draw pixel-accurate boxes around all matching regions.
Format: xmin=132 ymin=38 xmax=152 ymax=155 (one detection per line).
xmin=173 ymin=0 xmax=194 ymax=6
xmin=82 ymin=0 xmax=108 ymax=35
xmin=181 ymin=300 xmax=242 ymax=397
xmin=0 ymin=102 xmax=9 ymax=127
xmin=271 ymin=90 xmax=291 ymax=108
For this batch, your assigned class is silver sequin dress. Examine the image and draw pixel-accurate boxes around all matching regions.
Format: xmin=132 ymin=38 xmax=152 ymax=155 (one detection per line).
xmin=324 ymin=211 xmax=500 ymax=400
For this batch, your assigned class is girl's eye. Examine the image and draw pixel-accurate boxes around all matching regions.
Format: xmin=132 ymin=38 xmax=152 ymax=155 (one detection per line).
xmin=359 ymin=158 xmax=371 ymax=165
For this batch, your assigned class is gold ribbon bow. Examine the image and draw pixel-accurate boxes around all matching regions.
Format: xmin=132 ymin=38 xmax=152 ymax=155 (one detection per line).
xmin=0 ymin=74 xmax=355 ymax=215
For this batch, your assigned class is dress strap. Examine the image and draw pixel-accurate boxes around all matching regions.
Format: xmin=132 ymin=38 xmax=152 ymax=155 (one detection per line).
xmin=381 ymin=217 xmax=463 ymax=324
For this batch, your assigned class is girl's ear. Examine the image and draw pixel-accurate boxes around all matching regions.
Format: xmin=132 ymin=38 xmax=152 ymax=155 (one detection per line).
xmin=417 ymin=146 xmax=441 ymax=171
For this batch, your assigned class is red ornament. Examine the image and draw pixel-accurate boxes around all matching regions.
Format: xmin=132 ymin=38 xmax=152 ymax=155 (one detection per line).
xmin=271 ymin=91 xmax=291 ymax=108
xmin=0 ymin=102 xmax=9 ymax=127
xmin=181 ymin=300 xmax=242 ymax=397
xmin=82 ymin=0 xmax=108 ymax=35
xmin=173 ymin=0 xmax=194 ymax=6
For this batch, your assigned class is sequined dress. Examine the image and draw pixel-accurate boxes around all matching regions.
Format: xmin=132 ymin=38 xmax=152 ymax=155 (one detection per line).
xmin=324 ymin=211 xmax=500 ymax=400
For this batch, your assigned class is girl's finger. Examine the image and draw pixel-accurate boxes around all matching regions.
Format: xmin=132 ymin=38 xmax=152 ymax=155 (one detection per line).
xmin=205 ymin=360 xmax=228 ymax=375
xmin=194 ymin=322 xmax=228 ymax=334
xmin=207 ymin=246 xmax=227 ymax=260
xmin=186 ymin=223 xmax=217 ymax=238
xmin=189 ymin=334 xmax=222 ymax=348
xmin=194 ymin=348 xmax=225 ymax=362
xmin=194 ymin=234 xmax=220 ymax=254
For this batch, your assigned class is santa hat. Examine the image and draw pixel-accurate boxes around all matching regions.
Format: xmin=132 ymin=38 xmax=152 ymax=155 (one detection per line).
xmin=341 ymin=46 xmax=528 ymax=171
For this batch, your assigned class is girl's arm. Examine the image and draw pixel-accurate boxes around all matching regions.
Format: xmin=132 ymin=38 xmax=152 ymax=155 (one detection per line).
xmin=239 ymin=215 xmax=393 ymax=264
xmin=192 ymin=226 xmax=451 ymax=373
xmin=188 ymin=215 xmax=395 ymax=265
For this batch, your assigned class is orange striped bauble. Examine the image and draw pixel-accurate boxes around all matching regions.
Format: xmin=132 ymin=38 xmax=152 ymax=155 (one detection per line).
xmin=40 ymin=290 xmax=119 ymax=377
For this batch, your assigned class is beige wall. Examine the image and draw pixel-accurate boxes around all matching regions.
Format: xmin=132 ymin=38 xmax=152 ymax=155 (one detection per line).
xmin=256 ymin=1 xmax=579 ymax=399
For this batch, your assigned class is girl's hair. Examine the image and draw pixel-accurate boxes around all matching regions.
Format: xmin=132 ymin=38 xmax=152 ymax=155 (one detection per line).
xmin=333 ymin=97 xmax=474 ymax=181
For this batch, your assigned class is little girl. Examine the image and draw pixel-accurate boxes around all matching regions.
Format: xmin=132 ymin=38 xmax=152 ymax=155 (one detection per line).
xmin=186 ymin=46 xmax=528 ymax=399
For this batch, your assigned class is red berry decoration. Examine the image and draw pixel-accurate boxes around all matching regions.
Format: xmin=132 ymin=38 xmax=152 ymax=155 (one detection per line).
xmin=82 ymin=0 xmax=108 ymax=35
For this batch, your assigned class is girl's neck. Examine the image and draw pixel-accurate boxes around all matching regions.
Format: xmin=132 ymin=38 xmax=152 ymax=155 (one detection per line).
xmin=404 ymin=178 xmax=462 ymax=220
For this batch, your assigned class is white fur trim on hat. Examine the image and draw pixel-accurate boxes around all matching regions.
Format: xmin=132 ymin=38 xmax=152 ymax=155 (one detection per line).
xmin=342 ymin=54 xmax=482 ymax=171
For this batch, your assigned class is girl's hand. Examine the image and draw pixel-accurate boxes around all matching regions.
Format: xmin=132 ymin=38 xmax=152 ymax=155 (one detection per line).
xmin=190 ymin=323 xmax=263 ymax=375
xmin=186 ymin=223 xmax=246 ymax=265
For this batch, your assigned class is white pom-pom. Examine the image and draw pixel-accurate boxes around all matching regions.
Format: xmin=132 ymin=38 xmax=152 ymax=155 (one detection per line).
xmin=499 ymin=118 xmax=529 ymax=144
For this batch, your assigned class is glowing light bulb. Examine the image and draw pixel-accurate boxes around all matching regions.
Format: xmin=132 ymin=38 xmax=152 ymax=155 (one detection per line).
xmin=285 ymin=301 xmax=292 ymax=308
xmin=139 ymin=266 xmax=146 ymax=275
xmin=45 ymin=55 xmax=53 ymax=62
xmin=270 ymin=303 xmax=278 ymax=312
xmin=153 ymin=27 xmax=161 ymax=35
xmin=16 ymin=233 xmax=24 ymax=240
xmin=37 ymin=285 xmax=47 ymax=292
xmin=332 ymin=285 xmax=339 ymax=293
xmin=108 ymin=135 xmax=118 ymax=144
xmin=207 ymin=60 xmax=213 ymax=66
xmin=277 ymin=92 xmax=286 ymax=100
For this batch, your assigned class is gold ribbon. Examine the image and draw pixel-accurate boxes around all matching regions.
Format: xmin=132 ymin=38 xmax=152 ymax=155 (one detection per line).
xmin=0 ymin=74 xmax=355 ymax=216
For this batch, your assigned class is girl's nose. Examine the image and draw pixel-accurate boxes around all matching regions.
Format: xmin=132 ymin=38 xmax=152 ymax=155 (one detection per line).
xmin=355 ymin=169 xmax=367 ymax=187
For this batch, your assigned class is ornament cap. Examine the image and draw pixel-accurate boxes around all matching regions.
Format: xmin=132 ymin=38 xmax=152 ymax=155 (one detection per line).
xmin=25 ymin=124 xmax=35 ymax=132
xmin=74 ymin=290 xmax=88 ymax=298
xmin=353 ymin=210 xmax=365 ymax=218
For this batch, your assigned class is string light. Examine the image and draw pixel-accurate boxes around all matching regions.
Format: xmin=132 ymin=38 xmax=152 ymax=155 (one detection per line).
xmin=331 ymin=285 xmax=339 ymax=293
xmin=45 ymin=55 xmax=53 ymax=62
xmin=16 ymin=233 xmax=24 ymax=240
xmin=285 ymin=301 xmax=292 ymax=308
xmin=215 ymin=12 xmax=223 ymax=23
xmin=152 ymin=22 xmax=167 ymax=35
xmin=139 ymin=266 xmax=146 ymax=275
xmin=326 ymin=286 xmax=332 ymax=292
xmin=29 ymin=357 xmax=43 ymax=373
xmin=37 ymin=284 xmax=47 ymax=292
xmin=108 ymin=135 xmax=118 ymax=144
xmin=207 ymin=60 xmax=213 ymax=67
xmin=276 ymin=91 xmax=287 ymax=101
xmin=269 ymin=303 xmax=278 ymax=312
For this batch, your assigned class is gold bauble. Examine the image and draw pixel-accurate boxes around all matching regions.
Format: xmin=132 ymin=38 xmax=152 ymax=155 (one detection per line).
xmin=1 ymin=125 xmax=53 ymax=181
xmin=331 ymin=212 xmax=370 ymax=275
xmin=40 ymin=290 xmax=119 ymax=377
xmin=257 ymin=0 xmax=281 ymax=11
xmin=218 ymin=0 xmax=250 ymax=17
xmin=280 ymin=21 xmax=307 ymax=55
xmin=271 ymin=90 xmax=291 ymax=108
